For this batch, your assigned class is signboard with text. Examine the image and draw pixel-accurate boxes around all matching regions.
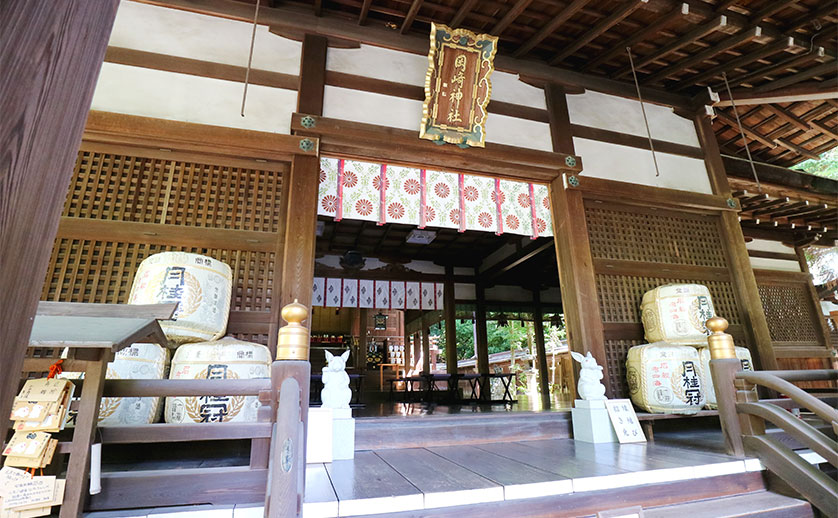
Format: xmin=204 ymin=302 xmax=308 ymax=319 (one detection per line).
xmin=420 ymin=23 xmax=497 ymax=148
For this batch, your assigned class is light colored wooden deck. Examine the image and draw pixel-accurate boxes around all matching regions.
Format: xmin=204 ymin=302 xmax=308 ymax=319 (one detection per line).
xmin=82 ymin=437 xmax=828 ymax=518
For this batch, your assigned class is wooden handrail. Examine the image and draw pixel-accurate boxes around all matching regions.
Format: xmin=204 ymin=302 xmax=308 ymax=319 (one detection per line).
xmin=102 ymin=378 xmax=271 ymax=397
xmin=740 ymin=369 xmax=838 ymax=382
xmin=743 ymin=434 xmax=838 ymax=518
xmin=266 ymin=376 xmax=303 ymax=518
xmin=736 ymin=402 xmax=838 ymax=467
xmin=736 ymin=371 xmax=838 ymax=427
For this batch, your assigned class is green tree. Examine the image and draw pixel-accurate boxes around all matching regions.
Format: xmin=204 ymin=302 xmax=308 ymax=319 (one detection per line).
xmin=436 ymin=320 xmax=531 ymax=363
xmin=793 ymin=147 xmax=838 ymax=180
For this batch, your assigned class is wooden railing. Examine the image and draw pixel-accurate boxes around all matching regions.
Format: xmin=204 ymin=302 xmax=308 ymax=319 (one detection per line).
xmin=708 ymin=318 xmax=838 ymax=518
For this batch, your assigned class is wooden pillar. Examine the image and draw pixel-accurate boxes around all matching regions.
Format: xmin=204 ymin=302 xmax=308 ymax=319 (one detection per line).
xmin=358 ymin=308 xmax=369 ymax=370
xmin=0 ymin=0 xmax=119 ymax=437
xmin=694 ymin=113 xmax=778 ymax=370
xmin=475 ymin=284 xmax=490 ymax=376
xmin=278 ymin=34 xmax=327 ymax=328
xmin=444 ymin=266 xmax=458 ymax=375
xmin=532 ymin=290 xmax=551 ymax=409
xmin=422 ymin=312 xmax=432 ymax=374
xmin=403 ymin=314 xmax=412 ymax=376
xmin=545 ymin=83 xmax=608 ymax=396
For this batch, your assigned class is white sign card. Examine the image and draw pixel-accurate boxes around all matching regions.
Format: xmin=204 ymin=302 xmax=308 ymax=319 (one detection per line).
xmin=604 ymin=399 xmax=646 ymax=443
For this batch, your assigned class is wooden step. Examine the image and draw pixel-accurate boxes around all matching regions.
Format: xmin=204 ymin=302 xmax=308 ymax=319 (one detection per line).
xmin=644 ymin=491 xmax=814 ymax=518
xmin=355 ymin=411 xmax=571 ymax=450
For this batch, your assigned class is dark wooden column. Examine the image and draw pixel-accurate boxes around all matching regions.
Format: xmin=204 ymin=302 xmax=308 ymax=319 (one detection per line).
xmin=0 ymin=0 xmax=119 ymax=437
xmin=422 ymin=312 xmax=432 ymax=374
xmin=474 ymin=284 xmax=490 ymax=376
xmin=444 ymin=265 xmax=458 ymax=375
xmin=279 ymin=34 xmax=327 ymax=326
xmin=694 ymin=113 xmax=778 ymax=370
xmin=544 ymin=83 xmax=608 ymax=397
xmin=403 ymin=320 xmax=412 ymax=375
xmin=532 ymin=290 xmax=551 ymax=409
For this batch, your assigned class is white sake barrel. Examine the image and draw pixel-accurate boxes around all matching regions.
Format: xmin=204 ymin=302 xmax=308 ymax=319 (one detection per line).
xmin=165 ymin=337 xmax=271 ymax=424
xmin=698 ymin=346 xmax=754 ymax=409
xmin=641 ymin=284 xmax=716 ymax=346
xmin=99 ymin=343 xmax=170 ymax=426
xmin=626 ymin=342 xmax=705 ymax=414
xmin=60 ymin=343 xmax=169 ymax=427
xmin=128 ymin=252 xmax=232 ymax=345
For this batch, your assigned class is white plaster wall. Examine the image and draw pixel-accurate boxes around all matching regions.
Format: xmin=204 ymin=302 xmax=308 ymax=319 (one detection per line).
xmin=567 ymin=90 xmax=699 ymax=147
xmin=572 ymin=137 xmax=713 ymax=193
xmin=91 ymin=63 xmax=297 ymax=134
xmin=111 ymin=1 xmax=301 ymax=74
xmin=324 ymin=86 xmax=421 ymax=131
xmin=485 ymin=113 xmax=552 ymax=151
xmin=490 ymin=71 xmax=547 ymax=109
xmin=745 ymin=238 xmax=801 ymax=272
xmin=327 ymin=44 xmax=428 ymax=87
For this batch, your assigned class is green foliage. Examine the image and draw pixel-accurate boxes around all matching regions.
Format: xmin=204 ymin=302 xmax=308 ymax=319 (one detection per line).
xmin=793 ymin=147 xmax=838 ymax=180
xmin=804 ymin=245 xmax=838 ymax=285
xmin=436 ymin=320 xmax=530 ymax=362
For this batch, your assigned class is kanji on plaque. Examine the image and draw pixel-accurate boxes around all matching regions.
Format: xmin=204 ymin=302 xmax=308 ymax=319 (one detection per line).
xmin=420 ymin=23 xmax=497 ymax=148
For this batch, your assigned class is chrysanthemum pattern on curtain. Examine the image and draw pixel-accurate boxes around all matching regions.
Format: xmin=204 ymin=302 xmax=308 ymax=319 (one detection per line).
xmin=318 ymin=157 xmax=552 ymax=238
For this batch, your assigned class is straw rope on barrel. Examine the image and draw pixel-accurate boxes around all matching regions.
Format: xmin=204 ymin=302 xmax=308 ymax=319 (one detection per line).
xmin=626 ymin=342 xmax=706 ymax=414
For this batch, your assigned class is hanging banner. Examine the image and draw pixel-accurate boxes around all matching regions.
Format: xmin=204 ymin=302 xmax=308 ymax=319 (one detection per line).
xmin=419 ymin=23 xmax=498 ymax=148
xmin=318 ymin=157 xmax=552 ymax=237
xmin=314 ymin=278 xmax=442 ymax=310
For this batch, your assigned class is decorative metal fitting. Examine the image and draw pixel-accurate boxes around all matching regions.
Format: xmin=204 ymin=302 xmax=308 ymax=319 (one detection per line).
xmin=567 ymin=175 xmax=580 ymax=187
xmin=299 ymin=138 xmax=315 ymax=152
xmin=565 ymin=156 xmax=577 ymax=168
xmin=726 ymin=198 xmax=737 ymax=209
xmin=300 ymin=115 xmax=316 ymax=129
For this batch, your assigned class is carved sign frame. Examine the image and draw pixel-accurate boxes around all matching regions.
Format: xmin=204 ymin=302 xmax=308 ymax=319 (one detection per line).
xmin=420 ymin=23 xmax=498 ymax=148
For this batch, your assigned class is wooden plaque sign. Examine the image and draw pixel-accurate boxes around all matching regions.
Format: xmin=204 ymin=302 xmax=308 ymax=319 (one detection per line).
xmin=420 ymin=23 xmax=498 ymax=148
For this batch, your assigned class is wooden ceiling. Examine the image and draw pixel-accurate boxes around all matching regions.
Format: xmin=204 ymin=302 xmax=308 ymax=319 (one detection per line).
xmin=251 ymin=0 xmax=836 ymax=167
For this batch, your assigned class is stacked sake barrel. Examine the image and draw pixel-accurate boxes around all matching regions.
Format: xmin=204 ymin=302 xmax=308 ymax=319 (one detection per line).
xmin=627 ymin=284 xmax=715 ymax=414
xmin=125 ymin=252 xmax=269 ymax=424
xmin=98 ymin=343 xmax=170 ymax=426
xmin=698 ymin=346 xmax=753 ymax=409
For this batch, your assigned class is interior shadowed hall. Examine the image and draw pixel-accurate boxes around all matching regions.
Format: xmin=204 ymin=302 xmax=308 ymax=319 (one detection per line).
xmin=2 ymin=0 xmax=836 ymax=517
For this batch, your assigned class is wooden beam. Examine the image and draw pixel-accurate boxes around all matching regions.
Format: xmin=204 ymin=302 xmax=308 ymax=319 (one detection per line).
xmin=725 ymin=48 xmax=825 ymax=88
xmin=614 ymin=15 xmax=729 ymax=79
xmin=674 ymin=37 xmax=799 ymax=91
xmin=400 ymin=0 xmax=423 ymax=34
xmin=811 ymin=120 xmax=838 ymax=142
xmin=763 ymin=104 xmax=811 ymax=132
xmin=358 ymin=0 xmax=372 ymax=24
xmin=713 ymin=82 xmax=838 ymax=107
xmin=643 ymin=25 xmax=763 ymax=85
xmin=449 ymin=0 xmax=476 ymax=27
xmin=314 ymin=0 xmax=322 ymax=16
xmin=694 ymin=112 xmax=778 ymax=371
xmin=532 ymin=290 xmax=551 ymax=409
xmin=754 ymin=60 xmax=838 ymax=92
xmin=480 ymin=238 xmax=554 ymax=284
xmin=545 ymin=84 xmax=605 ymax=396
xmin=490 ymin=0 xmax=534 ymax=36
xmin=715 ymin=109 xmax=777 ymax=149
xmin=774 ymin=138 xmax=821 ymax=160
xmin=443 ymin=265 xmax=458 ymax=375
xmin=512 ymin=0 xmax=591 ymax=57
xmin=104 ymin=46 xmax=299 ymax=90
xmin=0 ymin=0 xmax=119 ymax=439
xmin=144 ymin=0 xmax=692 ymax=109
xmin=583 ymin=2 xmax=689 ymax=72
xmin=550 ymin=0 xmax=648 ymax=65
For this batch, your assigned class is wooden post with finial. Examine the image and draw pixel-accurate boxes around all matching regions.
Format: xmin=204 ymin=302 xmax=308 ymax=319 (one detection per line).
xmin=267 ymin=300 xmax=312 ymax=518
xmin=707 ymin=316 xmax=746 ymax=457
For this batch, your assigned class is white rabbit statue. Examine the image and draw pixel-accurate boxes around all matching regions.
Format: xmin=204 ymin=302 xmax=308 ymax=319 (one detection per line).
xmin=570 ymin=351 xmax=607 ymax=401
xmin=321 ymin=350 xmax=352 ymax=409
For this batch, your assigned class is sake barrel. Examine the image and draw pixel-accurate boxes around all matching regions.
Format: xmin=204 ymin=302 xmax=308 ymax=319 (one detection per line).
xmin=60 ymin=343 xmax=169 ymax=427
xmin=698 ymin=346 xmax=754 ymax=410
xmin=99 ymin=343 xmax=170 ymax=426
xmin=165 ymin=337 xmax=271 ymax=424
xmin=641 ymin=284 xmax=716 ymax=346
xmin=128 ymin=252 xmax=232 ymax=345
xmin=626 ymin=342 xmax=705 ymax=414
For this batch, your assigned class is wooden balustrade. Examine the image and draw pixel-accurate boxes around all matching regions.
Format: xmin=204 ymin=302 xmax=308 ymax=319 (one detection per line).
xmin=708 ymin=316 xmax=838 ymax=518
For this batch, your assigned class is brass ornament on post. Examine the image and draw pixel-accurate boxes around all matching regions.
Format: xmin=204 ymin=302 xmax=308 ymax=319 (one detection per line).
xmin=276 ymin=299 xmax=310 ymax=360
xmin=706 ymin=316 xmax=736 ymax=360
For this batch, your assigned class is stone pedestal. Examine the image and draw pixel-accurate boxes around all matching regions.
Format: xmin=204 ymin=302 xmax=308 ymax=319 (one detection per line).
xmin=571 ymin=399 xmax=618 ymax=443
xmin=332 ymin=407 xmax=355 ymax=460
xmin=307 ymin=407 xmax=333 ymax=463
